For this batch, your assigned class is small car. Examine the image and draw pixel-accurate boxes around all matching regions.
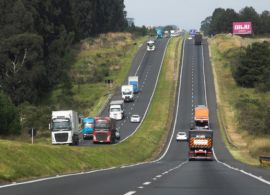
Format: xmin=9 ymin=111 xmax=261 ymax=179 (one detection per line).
xmin=188 ymin=36 xmax=192 ymax=40
xmin=130 ymin=114 xmax=141 ymax=123
xmin=176 ymin=132 xmax=188 ymax=141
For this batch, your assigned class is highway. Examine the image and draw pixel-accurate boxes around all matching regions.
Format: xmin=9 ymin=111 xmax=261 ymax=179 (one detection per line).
xmin=1 ymin=38 xmax=270 ymax=194
xmin=80 ymin=38 xmax=169 ymax=146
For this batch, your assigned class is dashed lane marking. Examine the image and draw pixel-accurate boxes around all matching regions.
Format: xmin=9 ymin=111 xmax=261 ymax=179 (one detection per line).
xmin=124 ymin=191 xmax=136 ymax=195
xmin=143 ymin=182 xmax=151 ymax=185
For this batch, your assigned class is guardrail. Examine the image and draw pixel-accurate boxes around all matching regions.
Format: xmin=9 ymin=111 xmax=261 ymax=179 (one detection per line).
xmin=259 ymin=156 xmax=270 ymax=165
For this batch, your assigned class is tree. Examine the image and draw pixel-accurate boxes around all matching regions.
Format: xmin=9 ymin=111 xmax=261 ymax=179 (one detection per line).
xmin=0 ymin=92 xmax=21 ymax=135
xmin=233 ymin=41 xmax=270 ymax=89
xmin=239 ymin=7 xmax=260 ymax=34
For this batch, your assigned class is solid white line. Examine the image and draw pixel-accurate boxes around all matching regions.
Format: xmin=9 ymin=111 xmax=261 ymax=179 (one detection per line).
xmin=135 ymin=50 xmax=147 ymax=76
xmin=212 ymin=148 xmax=270 ymax=185
xmin=124 ymin=191 xmax=136 ymax=195
xmin=201 ymin=45 xmax=208 ymax=107
xmin=154 ymin=39 xmax=186 ymax=162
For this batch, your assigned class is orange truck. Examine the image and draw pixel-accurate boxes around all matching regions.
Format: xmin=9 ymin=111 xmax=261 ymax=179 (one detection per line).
xmin=188 ymin=129 xmax=213 ymax=160
xmin=194 ymin=105 xmax=209 ymax=128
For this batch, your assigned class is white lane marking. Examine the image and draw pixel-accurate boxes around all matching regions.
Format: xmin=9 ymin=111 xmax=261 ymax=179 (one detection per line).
xmin=143 ymin=182 xmax=151 ymax=185
xmin=138 ymin=186 xmax=144 ymax=189
xmin=153 ymin=178 xmax=157 ymax=181
xmin=202 ymin=45 xmax=208 ymax=107
xmin=0 ymin=166 xmax=117 ymax=189
xmin=124 ymin=191 xmax=136 ymax=195
xmin=118 ymin=38 xmax=171 ymax=144
xmin=135 ymin=49 xmax=147 ymax=76
xmin=156 ymin=175 xmax=162 ymax=178
xmin=212 ymin=148 xmax=270 ymax=185
xmin=154 ymin=39 xmax=186 ymax=162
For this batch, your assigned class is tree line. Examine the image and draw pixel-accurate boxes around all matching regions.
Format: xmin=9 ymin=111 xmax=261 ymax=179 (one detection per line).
xmin=0 ymin=0 xmax=127 ymax=135
xmin=201 ymin=6 xmax=270 ymax=35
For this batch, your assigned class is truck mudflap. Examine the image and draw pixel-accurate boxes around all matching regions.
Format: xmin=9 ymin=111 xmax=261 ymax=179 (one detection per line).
xmin=189 ymin=150 xmax=213 ymax=161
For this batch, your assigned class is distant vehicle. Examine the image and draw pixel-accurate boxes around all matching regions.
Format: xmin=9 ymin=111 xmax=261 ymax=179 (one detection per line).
xmin=147 ymin=40 xmax=155 ymax=51
xmin=194 ymin=32 xmax=202 ymax=45
xmin=164 ymin=30 xmax=170 ymax=38
xmin=156 ymin=27 xmax=164 ymax=39
xmin=176 ymin=132 xmax=188 ymax=141
xmin=109 ymin=100 xmax=124 ymax=120
xmin=82 ymin=117 xmax=95 ymax=140
xmin=128 ymin=76 xmax=139 ymax=93
xmin=188 ymin=129 xmax=213 ymax=160
xmin=188 ymin=36 xmax=192 ymax=40
xmin=93 ymin=117 xmax=119 ymax=144
xmin=121 ymin=85 xmax=134 ymax=102
xmin=50 ymin=110 xmax=82 ymax=145
xmin=194 ymin=105 xmax=209 ymax=129
xmin=130 ymin=114 xmax=141 ymax=123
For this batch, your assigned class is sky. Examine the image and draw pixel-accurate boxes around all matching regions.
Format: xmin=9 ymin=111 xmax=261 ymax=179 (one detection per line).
xmin=124 ymin=0 xmax=270 ymax=30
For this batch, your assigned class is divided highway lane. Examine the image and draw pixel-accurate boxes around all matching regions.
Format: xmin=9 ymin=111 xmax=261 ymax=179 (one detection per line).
xmin=1 ymin=39 xmax=270 ymax=195
xmin=80 ymin=38 xmax=169 ymax=146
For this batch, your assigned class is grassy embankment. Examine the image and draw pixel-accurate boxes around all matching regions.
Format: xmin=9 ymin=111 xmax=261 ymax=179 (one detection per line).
xmin=0 ymin=37 xmax=182 ymax=183
xmin=209 ymin=34 xmax=270 ymax=166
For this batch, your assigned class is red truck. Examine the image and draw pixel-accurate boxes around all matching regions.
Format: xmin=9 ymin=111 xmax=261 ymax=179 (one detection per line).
xmin=93 ymin=117 xmax=119 ymax=144
xmin=188 ymin=129 xmax=213 ymax=160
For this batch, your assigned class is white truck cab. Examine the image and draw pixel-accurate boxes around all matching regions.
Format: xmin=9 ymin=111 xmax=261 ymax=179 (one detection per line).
xmin=121 ymin=85 xmax=134 ymax=102
xmin=147 ymin=40 xmax=155 ymax=51
xmin=50 ymin=110 xmax=81 ymax=145
xmin=109 ymin=100 xmax=124 ymax=120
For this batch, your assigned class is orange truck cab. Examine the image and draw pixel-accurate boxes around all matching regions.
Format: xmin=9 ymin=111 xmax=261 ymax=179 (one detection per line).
xmin=194 ymin=105 xmax=209 ymax=129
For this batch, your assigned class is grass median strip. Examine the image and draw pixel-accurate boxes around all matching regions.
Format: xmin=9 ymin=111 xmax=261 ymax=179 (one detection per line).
xmin=0 ymin=37 xmax=182 ymax=183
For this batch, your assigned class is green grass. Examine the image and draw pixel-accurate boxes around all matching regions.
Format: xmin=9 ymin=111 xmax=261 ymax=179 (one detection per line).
xmin=0 ymin=37 xmax=183 ymax=182
xmin=209 ymin=34 xmax=270 ymax=167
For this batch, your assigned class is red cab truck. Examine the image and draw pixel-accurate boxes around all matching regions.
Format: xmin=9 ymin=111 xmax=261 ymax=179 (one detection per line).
xmin=93 ymin=117 xmax=118 ymax=144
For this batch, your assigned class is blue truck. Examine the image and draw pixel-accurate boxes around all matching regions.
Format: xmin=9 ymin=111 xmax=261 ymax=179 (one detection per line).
xmin=155 ymin=27 xmax=164 ymax=39
xmin=128 ymin=76 xmax=139 ymax=93
xmin=82 ymin=117 xmax=95 ymax=140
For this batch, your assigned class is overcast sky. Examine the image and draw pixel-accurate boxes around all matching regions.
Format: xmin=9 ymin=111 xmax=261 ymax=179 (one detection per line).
xmin=124 ymin=0 xmax=270 ymax=30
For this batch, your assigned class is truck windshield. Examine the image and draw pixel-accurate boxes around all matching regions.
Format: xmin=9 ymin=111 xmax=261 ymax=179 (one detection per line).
xmin=147 ymin=43 xmax=154 ymax=47
xmin=83 ymin=122 xmax=94 ymax=128
xmin=111 ymin=108 xmax=120 ymax=112
xmin=52 ymin=119 xmax=71 ymax=131
xmin=95 ymin=121 xmax=109 ymax=129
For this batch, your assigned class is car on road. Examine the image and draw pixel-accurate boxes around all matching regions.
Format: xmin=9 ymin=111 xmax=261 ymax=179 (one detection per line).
xmin=176 ymin=132 xmax=188 ymax=141
xmin=188 ymin=36 xmax=192 ymax=40
xmin=130 ymin=114 xmax=141 ymax=123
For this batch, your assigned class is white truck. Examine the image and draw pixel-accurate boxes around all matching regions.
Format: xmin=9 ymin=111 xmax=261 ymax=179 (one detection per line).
xmin=128 ymin=76 xmax=139 ymax=93
xmin=147 ymin=40 xmax=155 ymax=51
xmin=50 ymin=110 xmax=81 ymax=145
xmin=121 ymin=85 xmax=134 ymax=102
xmin=109 ymin=100 xmax=124 ymax=120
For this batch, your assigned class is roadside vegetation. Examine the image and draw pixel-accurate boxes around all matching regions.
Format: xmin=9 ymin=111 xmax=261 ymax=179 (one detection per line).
xmin=0 ymin=37 xmax=182 ymax=182
xmin=209 ymin=34 xmax=270 ymax=166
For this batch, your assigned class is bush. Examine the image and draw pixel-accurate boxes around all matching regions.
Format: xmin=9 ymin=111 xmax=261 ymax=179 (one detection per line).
xmin=0 ymin=92 xmax=21 ymax=135
xmin=233 ymin=41 xmax=270 ymax=90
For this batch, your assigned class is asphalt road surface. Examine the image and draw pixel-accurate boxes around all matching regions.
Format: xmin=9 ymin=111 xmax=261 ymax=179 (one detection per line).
xmin=1 ymin=38 xmax=269 ymax=195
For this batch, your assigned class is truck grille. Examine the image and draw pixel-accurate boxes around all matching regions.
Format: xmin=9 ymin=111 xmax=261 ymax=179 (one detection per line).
xmin=96 ymin=133 xmax=108 ymax=141
xmin=55 ymin=133 xmax=69 ymax=142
